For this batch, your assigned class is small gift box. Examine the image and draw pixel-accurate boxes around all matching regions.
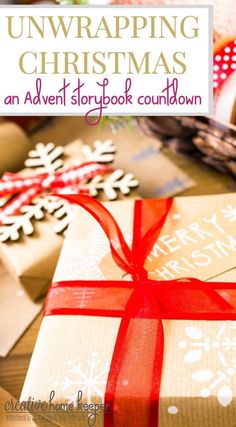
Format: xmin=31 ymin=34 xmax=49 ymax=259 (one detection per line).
xmin=0 ymin=260 xmax=42 ymax=356
xmin=0 ymin=121 xmax=197 ymax=301
xmin=0 ymin=122 xmax=32 ymax=177
xmin=0 ymin=139 xmax=138 ymax=300
xmin=21 ymin=194 xmax=236 ymax=427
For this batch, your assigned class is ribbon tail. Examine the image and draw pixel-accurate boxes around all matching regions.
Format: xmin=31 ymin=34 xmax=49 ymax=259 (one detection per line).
xmin=149 ymin=319 xmax=164 ymax=427
xmin=133 ymin=199 xmax=173 ymax=272
xmin=104 ymin=287 xmax=162 ymax=427
xmin=104 ymin=314 xmax=132 ymax=427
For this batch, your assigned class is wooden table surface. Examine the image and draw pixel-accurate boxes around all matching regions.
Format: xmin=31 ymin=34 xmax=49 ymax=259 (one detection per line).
xmin=1 ymin=116 xmax=236 ymax=401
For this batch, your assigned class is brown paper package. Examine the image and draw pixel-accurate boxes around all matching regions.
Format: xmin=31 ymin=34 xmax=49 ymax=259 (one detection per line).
xmin=0 ymin=139 xmax=137 ymax=302
xmin=0 ymin=126 xmax=195 ymax=301
xmin=0 ymin=261 xmax=42 ymax=357
xmin=21 ymin=193 xmax=236 ymax=427
xmin=58 ymin=120 xmax=195 ymax=198
xmin=0 ymin=122 xmax=31 ymax=176
xmin=0 ymin=386 xmax=37 ymax=427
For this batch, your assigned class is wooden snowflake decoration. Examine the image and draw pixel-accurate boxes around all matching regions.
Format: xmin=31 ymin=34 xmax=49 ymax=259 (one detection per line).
xmin=25 ymin=143 xmax=64 ymax=173
xmin=81 ymin=139 xmax=116 ymax=163
xmin=86 ymin=170 xmax=138 ymax=201
xmin=0 ymin=140 xmax=138 ymax=242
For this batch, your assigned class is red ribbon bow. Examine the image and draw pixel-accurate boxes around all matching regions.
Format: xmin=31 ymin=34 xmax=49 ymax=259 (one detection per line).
xmin=0 ymin=162 xmax=111 ymax=224
xmin=45 ymin=195 xmax=236 ymax=427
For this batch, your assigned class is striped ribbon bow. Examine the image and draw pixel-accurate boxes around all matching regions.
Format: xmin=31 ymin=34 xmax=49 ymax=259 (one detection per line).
xmin=0 ymin=162 xmax=111 ymax=224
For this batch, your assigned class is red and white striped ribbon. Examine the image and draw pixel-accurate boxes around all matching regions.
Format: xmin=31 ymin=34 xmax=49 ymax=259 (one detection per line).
xmin=0 ymin=162 xmax=112 ymax=224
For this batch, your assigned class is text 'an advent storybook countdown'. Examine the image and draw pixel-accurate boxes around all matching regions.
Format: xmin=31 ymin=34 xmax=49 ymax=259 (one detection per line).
xmin=0 ymin=6 xmax=212 ymax=123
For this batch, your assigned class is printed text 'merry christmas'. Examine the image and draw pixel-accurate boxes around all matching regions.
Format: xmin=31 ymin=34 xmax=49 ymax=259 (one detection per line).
xmin=146 ymin=209 xmax=236 ymax=280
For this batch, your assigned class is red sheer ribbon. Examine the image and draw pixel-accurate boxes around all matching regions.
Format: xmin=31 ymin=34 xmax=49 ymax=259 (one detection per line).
xmin=44 ymin=195 xmax=236 ymax=427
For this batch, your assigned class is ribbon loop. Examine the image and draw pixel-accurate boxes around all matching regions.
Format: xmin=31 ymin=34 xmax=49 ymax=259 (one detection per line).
xmin=59 ymin=195 xmax=173 ymax=281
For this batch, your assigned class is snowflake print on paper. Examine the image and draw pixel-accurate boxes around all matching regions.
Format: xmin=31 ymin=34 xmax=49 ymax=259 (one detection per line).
xmin=50 ymin=285 xmax=97 ymax=309
xmin=179 ymin=323 xmax=236 ymax=407
xmin=222 ymin=205 xmax=236 ymax=222
xmin=54 ymin=226 xmax=109 ymax=281
xmin=60 ymin=352 xmax=109 ymax=406
xmin=54 ymin=225 xmax=133 ymax=282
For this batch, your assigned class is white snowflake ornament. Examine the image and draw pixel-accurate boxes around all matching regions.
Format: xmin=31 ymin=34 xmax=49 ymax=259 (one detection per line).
xmin=24 ymin=143 xmax=64 ymax=174
xmin=86 ymin=169 xmax=139 ymax=201
xmin=0 ymin=140 xmax=139 ymax=241
xmin=81 ymin=140 xmax=116 ymax=163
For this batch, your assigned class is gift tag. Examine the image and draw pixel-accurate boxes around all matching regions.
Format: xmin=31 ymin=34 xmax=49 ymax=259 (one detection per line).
xmin=145 ymin=194 xmax=236 ymax=282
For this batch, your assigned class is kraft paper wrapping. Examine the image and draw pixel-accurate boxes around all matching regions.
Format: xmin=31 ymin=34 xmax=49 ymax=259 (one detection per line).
xmin=0 ymin=122 xmax=31 ymax=177
xmin=78 ymin=125 xmax=195 ymax=199
xmin=32 ymin=118 xmax=195 ymax=199
xmin=21 ymin=193 xmax=236 ymax=427
xmin=0 ymin=260 xmax=42 ymax=357
xmin=0 ymin=386 xmax=38 ymax=427
xmin=0 ymin=125 xmax=195 ymax=301
xmin=0 ymin=139 xmax=104 ymax=301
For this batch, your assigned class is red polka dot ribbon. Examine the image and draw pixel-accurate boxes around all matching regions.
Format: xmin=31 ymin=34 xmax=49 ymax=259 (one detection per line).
xmin=214 ymin=37 xmax=236 ymax=92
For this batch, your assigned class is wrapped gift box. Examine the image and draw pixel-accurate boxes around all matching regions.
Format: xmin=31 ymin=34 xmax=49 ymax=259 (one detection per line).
xmin=0 ymin=139 xmax=137 ymax=301
xmin=0 ymin=140 xmax=81 ymax=301
xmin=0 ymin=125 xmax=195 ymax=301
xmin=0 ymin=260 xmax=42 ymax=357
xmin=54 ymin=193 xmax=236 ymax=283
xmin=0 ymin=122 xmax=32 ymax=177
xmin=32 ymin=119 xmax=195 ymax=199
xmin=20 ymin=193 xmax=236 ymax=426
